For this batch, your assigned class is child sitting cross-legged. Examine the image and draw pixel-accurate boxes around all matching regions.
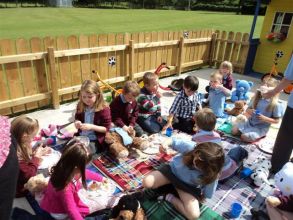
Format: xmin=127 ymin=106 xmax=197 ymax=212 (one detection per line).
xmin=163 ymin=75 xmax=201 ymax=134
xmin=208 ymin=72 xmax=232 ymax=118
xmin=110 ymin=80 xmax=145 ymax=137
xmin=137 ymin=72 xmax=166 ymax=134
xmin=40 ymin=139 xmax=120 ymax=220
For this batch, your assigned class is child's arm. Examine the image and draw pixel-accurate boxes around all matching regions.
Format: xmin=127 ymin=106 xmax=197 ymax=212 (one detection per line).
xmin=216 ymin=85 xmax=232 ymax=96
xmin=258 ymin=102 xmax=284 ymax=124
xmin=18 ymin=158 xmax=40 ymax=182
xmin=110 ymin=100 xmax=126 ymax=128
xmin=85 ymin=169 xmax=104 ymax=182
xmin=257 ymin=115 xmax=280 ymax=124
xmin=60 ymin=186 xmax=85 ymax=220
xmin=129 ymin=102 xmax=139 ymax=127
xmin=137 ymin=94 xmax=157 ymax=112
xmin=203 ymin=179 xmax=218 ymax=199
xmin=171 ymin=138 xmax=196 ymax=154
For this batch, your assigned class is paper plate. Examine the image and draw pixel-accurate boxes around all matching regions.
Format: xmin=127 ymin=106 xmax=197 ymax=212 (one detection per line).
xmin=38 ymin=149 xmax=61 ymax=169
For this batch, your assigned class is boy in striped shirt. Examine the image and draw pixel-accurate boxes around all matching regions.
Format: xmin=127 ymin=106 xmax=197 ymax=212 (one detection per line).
xmin=137 ymin=72 xmax=166 ymax=134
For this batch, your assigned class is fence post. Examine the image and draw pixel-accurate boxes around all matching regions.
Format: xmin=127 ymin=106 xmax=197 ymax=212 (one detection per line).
xmin=129 ymin=40 xmax=135 ymax=80
xmin=47 ymin=47 xmax=60 ymax=109
xmin=209 ymin=32 xmax=217 ymax=67
xmin=177 ymin=37 xmax=184 ymax=76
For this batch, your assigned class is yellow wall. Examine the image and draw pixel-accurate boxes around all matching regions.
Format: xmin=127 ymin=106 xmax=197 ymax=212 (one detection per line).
xmin=253 ymin=0 xmax=293 ymax=74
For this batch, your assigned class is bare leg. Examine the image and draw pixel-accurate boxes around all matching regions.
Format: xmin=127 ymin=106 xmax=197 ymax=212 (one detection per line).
xmin=232 ymin=126 xmax=241 ymax=136
xmin=240 ymin=134 xmax=254 ymax=143
xmin=266 ymin=199 xmax=293 ymax=220
xmin=142 ymin=170 xmax=171 ymax=189
xmin=169 ymin=188 xmax=200 ymax=220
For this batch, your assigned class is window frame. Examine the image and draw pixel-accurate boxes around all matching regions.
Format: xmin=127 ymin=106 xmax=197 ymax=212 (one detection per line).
xmin=270 ymin=11 xmax=293 ymax=38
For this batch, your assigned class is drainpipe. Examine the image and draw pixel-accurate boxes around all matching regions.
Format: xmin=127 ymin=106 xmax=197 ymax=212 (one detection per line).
xmin=244 ymin=0 xmax=261 ymax=74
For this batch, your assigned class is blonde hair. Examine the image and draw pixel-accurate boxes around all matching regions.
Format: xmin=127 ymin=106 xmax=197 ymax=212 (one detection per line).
xmin=143 ymin=72 xmax=158 ymax=86
xmin=251 ymin=77 xmax=280 ymax=112
xmin=11 ymin=115 xmax=39 ymax=162
xmin=77 ymin=80 xmax=107 ymax=113
xmin=220 ymin=61 xmax=233 ymax=74
xmin=123 ymin=81 xmax=140 ymax=97
xmin=210 ymin=71 xmax=223 ymax=82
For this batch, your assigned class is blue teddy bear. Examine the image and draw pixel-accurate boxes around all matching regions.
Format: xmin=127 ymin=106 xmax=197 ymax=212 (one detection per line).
xmin=231 ymin=80 xmax=254 ymax=102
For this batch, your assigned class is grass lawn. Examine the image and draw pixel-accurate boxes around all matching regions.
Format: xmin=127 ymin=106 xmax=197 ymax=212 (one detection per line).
xmin=0 ymin=8 xmax=264 ymax=39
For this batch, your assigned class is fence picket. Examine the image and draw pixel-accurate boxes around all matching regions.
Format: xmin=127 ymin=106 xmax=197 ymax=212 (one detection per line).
xmin=79 ymin=35 xmax=91 ymax=81
xmin=89 ymin=35 xmax=98 ymax=81
xmin=98 ymin=34 xmax=108 ymax=80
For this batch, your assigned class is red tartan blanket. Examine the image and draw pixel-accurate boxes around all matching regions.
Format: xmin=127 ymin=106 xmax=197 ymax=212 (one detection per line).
xmin=92 ymin=152 xmax=173 ymax=190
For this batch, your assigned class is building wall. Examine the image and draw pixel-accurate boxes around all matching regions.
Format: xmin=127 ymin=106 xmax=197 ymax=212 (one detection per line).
xmin=253 ymin=0 xmax=292 ymax=74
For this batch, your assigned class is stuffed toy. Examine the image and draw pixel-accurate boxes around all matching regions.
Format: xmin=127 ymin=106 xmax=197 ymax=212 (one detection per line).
xmin=110 ymin=192 xmax=145 ymax=220
xmin=226 ymin=100 xmax=246 ymax=116
xmin=105 ymin=129 xmax=149 ymax=159
xmin=231 ymin=80 xmax=254 ymax=103
xmin=248 ymin=156 xmax=272 ymax=187
xmin=39 ymin=123 xmax=78 ymax=141
xmin=232 ymin=114 xmax=248 ymax=128
xmin=266 ymin=162 xmax=293 ymax=210
xmin=24 ymin=174 xmax=49 ymax=203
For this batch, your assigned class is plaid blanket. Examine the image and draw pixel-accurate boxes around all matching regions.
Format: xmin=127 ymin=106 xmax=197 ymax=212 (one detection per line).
xmin=206 ymin=136 xmax=273 ymax=219
xmin=92 ymin=152 xmax=172 ymax=190
xmin=142 ymin=189 xmax=224 ymax=220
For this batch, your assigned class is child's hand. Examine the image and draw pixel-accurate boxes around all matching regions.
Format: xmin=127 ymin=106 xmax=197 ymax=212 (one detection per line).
xmin=159 ymin=145 xmax=168 ymax=154
xmin=75 ymin=121 xmax=82 ymax=129
xmin=122 ymin=125 xmax=129 ymax=132
xmin=267 ymin=196 xmax=281 ymax=207
xmin=155 ymin=91 xmax=162 ymax=98
xmin=162 ymin=123 xmax=172 ymax=132
xmin=157 ymin=116 xmax=163 ymax=123
xmin=34 ymin=146 xmax=51 ymax=158
xmin=257 ymin=114 xmax=268 ymax=122
xmin=80 ymin=123 xmax=93 ymax=131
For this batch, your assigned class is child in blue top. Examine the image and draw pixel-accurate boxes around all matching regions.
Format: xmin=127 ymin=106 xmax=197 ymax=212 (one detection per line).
xmin=208 ymin=72 xmax=231 ymax=117
xmin=143 ymin=139 xmax=225 ymax=220
xmin=232 ymin=78 xmax=284 ymax=143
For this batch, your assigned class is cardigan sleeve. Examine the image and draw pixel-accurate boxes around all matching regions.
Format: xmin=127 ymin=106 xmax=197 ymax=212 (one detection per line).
xmin=129 ymin=102 xmax=139 ymax=126
xmin=110 ymin=97 xmax=125 ymax=128
xmin=19 ymin=157 xmax=40 ymax=182
xmin=99 ymin=107 xmax=112 ymax=131
xmin=60 ymin=185 xmax=85 ymax=220
xmin=85 ymin=169 xmax=103 ymax=182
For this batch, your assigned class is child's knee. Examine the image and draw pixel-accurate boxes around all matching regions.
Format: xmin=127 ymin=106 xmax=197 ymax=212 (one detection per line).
xmin=185 ymin=209 xmax=200 ymax=220
xmin=142 ymin=175 xmax=154 ymax=188
xmin=240 ymin=134 xmax=254 ymax=143
xmin=231 ymin=127 xmax=239 ymax=135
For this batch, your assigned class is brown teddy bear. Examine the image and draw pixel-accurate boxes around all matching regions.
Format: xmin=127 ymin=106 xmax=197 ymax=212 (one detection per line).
xmin=226 ymin=100 xmax=246 ymax=116
xmin=105 ymin=130 xmax=149 ymax=159
xmin=110 ymin=192 xmax=145 ymax=220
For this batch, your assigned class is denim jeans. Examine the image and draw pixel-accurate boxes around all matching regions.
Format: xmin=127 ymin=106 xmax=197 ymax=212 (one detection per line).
xmin=137 ymin=115 xmax=166 ymax=134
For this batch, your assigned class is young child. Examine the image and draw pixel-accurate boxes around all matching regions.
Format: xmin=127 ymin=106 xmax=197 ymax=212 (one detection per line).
xmin=192 ymin=108 xmax=248 ymax=181
xmin=110 ymin=81 xmax=144 ymax=137
xmin=75 ymin=80 xmax=112 ymax=153
xmin=10 ymin=115 xmax=51 ymax=197
xmin=143 ymin=140 xmax=225 ymax=219
xmin=232 ymin=78 xmax=284 ymax=143
xmin=219 ymin=61 xmax=233 ymax=90
xmin=208 ymin=72 xmax=231 ymax=117
xmin=164 ymin=75 xmax=201 ymax=134
xmin=137 ymin=72 xmax=165 ymax=134
xmin=40 ymin=139 xmax=110 ymax=220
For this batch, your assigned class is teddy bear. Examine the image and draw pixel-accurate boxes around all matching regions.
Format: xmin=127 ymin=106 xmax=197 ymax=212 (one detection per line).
xmin=110 ymin=192 xmax=145 ymax=220
xmin=231 ymin=80 xmax=254 ymax=103
xmin=24 ymin=174 xmax=49 ymax=204
xmin=231 ymin=114 xmax=248 ymax=128
xmin=105 ymin=128 xmax=149 ymax=159
xmin=266 ymin=162 xmax=293 ymax=211
xmin=226 ymin=100 xmax=246 ymax=116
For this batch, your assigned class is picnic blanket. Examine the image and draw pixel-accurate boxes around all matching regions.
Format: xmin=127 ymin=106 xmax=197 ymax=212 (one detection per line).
xmin=142 ymin=188 xmax=224 ymax=220
xmin=206 ymin=136 xmax=273 ymax=219
xmin=92 ymin=152 xmax=173 ymax=190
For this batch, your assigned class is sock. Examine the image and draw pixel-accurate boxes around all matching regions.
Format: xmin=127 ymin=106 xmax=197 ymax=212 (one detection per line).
xmin=158 ymin=193 xmax=175 ymax=202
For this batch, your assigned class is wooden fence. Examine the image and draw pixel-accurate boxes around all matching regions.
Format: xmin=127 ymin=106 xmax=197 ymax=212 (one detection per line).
xmin=0 ymin=30 xmax=250 ymax=115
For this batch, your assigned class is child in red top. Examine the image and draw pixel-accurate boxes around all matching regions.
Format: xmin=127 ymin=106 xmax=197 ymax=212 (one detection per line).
xmin=11 ymin=115 xmax=51 ymax=197
xmin=75 ymin=80 xmax=111 ymax=153
xmin=219 ymin=61 xmax=233 ymax=90
xmin=110 ymin=81 xmax=145 ymax=137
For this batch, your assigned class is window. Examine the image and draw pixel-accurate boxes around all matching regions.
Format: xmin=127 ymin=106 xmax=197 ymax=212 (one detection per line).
xmin=271 ymin=12 xmax=293 ymax=37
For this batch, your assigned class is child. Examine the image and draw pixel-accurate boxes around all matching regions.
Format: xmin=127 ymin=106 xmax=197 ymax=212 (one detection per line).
xmin=10 ymin=115 xmax=51 ymax=197
xmin=219 ymin=61 xmax=233 ymax=90
xmin=208 ymin=72 xmax=231 ymax=117
xmin=164 ymin=75 xmax=201 ymax=134
xmin=75 ymin=80 xmax=112 ymax=153
xmin=137 ymin=72 xmax=165 ymax=134
xmin=192 ymin=108 xmax=248 ymax=182
xmin=205 ymin=61 xmax=233 ymax=94
xmin=110 ymin=81 xmax=145 ymax=137
xmin=40 ymin=139 xmax=113 ymax=220
xmin=232 ymin=78 xmax=284 ymax=143
xmin=143 ymin=140 xmax=225 ymax=219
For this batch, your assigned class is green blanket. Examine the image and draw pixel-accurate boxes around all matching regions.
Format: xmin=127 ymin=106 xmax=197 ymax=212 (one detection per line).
xmin=142 ymin=189 xmax=224 ymax=220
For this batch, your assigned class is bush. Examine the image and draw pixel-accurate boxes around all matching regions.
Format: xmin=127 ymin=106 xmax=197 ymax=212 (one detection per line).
xmin=191 ymin=3 xmax=238 ymax=12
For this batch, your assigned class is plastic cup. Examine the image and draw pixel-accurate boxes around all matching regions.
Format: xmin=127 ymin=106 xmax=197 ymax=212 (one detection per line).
xmin=224 ymin=103 xmax=227 ymax=109
xmin=255 ymin=110 xmax=260 ymax=116
xmin=166 ymin=127 xmax=173 ymax=137
xmin=230 ymin=202 xmax=243 ymax=218
xmin=240 ymin=167 xmax=253 ymax=178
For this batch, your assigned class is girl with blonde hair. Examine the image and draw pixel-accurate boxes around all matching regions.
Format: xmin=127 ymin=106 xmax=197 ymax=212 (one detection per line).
xmin=75 ymin=80 xmax=111 ymax=153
